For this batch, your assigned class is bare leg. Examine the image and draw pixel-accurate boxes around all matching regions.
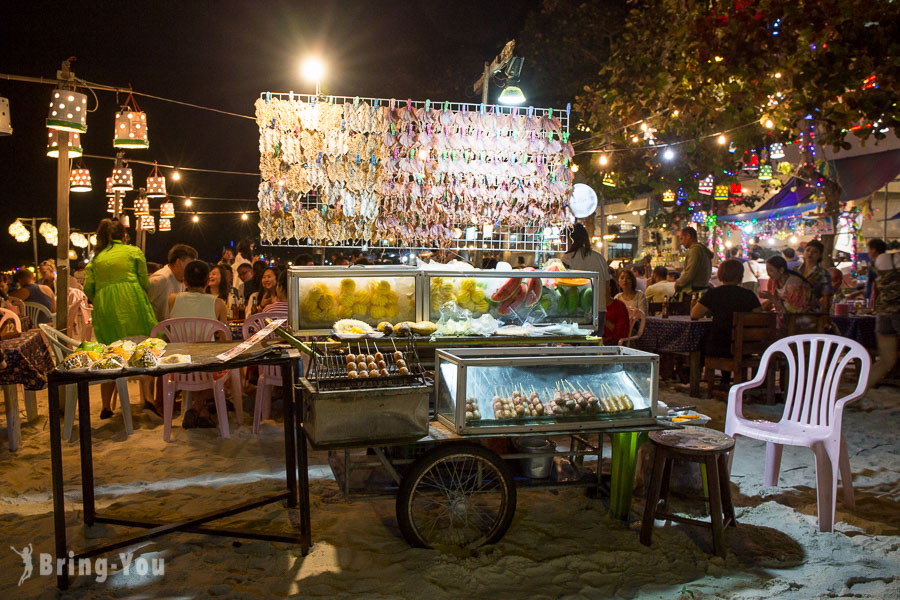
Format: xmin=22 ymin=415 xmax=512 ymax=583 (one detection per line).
xmin=868 ymin=333 xmax=898 ymax=390
xmin=100 ymin=382 xmax=115 ymax=411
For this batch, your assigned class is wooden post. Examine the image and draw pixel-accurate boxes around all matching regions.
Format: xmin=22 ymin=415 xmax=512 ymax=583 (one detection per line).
xmin=55 ymin=129 xmax=69 ymax=334
xmin=31 ymin=217 xmax=39 ymax=268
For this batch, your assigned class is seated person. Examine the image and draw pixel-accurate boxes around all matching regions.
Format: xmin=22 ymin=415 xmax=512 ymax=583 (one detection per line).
xmin=167 ymin=260 xmax=227 ymax=323
xmin=830 ymin=267 xmax=863 ymax=305
xmin=9 ymin=269 xmax=56 ymax=323
xmin=262 ymin=269 xmax=289 ymax=314
xmin=691 ymin=259 xmax=762 ymax=387
xmin=603 ymin=280 xmax=631 ymax=345
xmin=614 ymin=268 xmax=648 ymax=314
xmin=644 ymin=266 xmax=676 ymax=302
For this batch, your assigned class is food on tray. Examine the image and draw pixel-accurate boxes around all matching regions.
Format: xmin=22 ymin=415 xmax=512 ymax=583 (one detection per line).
xmin=497 ymin=283 xmax=528 ymax=316
xmin=159 ymin=354 xmax=191 ymax=365
xmin=129 ymin=345 xmax=165 ymax=368
xmin=523 ymin=278 xmax=543 ymax=307
xmin=376 ymin=321 xmax=393 ymax=335
xmin=91 ymin=354 xmax=127 ymax=370
xmin=76 ymin=340 xmax=106 ymax=354
xmin=454 ymin=278 xmax=489 ymax=314
xmin=302 ymin=282 xmax=339 ymax=323
xmin=394 ymin=322 xmax=412 ymax=337
xmin=409 ymin=321 xmax=437 ymax=335
xmin=556 ymin=277 xmax=591 ymax=287
xmin=108 ymin=339 xmax=137 ymax=354
xmin=333 ymin=318 xmax=375 ymax=335
xmin=63 ymin=351 xmax=95 ymax=370
xmin=137 ymin=337 xmax=167 ymax=350
xmin=464 ymin=397 xmax=482 ymax=423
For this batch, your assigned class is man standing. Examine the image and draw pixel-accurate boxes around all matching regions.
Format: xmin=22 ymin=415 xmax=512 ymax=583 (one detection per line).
xmin=675 ymin=226 xmax=713 ymax=296
xmin=148 ymin=244 xmax=197 ymax=322
xmin=645 ymin=265 xmax=676 ymax=302
xmin=10 ymin=269 xmax=56 ymax=323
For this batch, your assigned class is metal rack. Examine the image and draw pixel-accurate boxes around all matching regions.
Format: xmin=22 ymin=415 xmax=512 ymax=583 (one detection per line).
xmin=257 ymin=92 xmax=571 ymax=253
xmin=306 ymin=337 xmax=426 ymax=392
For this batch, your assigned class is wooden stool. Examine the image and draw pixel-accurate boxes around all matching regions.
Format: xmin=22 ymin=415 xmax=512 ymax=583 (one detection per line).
xmin=640 ymin=428 xmax=736 ymax=557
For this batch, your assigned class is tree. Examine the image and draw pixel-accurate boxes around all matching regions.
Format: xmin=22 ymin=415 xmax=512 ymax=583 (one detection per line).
xmin=575 ymin=0 xmax=899 ymax=262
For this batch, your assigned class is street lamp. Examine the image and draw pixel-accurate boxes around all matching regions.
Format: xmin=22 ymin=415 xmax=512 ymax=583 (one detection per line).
xmin=473 ymin=40 xmax=526 ymax=105
xmin=301 ymin=57 xmax=325 ymax=96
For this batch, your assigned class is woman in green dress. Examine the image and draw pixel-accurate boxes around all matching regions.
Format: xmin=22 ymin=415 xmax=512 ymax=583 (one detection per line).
xmin=84 ymin=219 xmax=158 ymax=417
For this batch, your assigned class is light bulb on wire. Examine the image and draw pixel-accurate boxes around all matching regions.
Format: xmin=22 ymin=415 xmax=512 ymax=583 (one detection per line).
xmin=598 ymin=154 xmax=608 ymax=166
xmin=192 ymin=214 xmax=199 ymax=223
xmin=717 ymin=134 xmax=727 ymax=145
xmin=184 ymin=198 xmax=192 ymax=207
xmin=662 ymin=147 xmax=675 ymax=161
xmin=241 ymin=213 xmax=248 ymax=221
xmin=171 ymin=170 xmax=181 ymax=181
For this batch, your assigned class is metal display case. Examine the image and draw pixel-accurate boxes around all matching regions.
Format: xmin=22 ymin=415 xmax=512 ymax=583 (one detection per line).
xmin=422 ymin=269 xmax=600 ymax=333
xmin=288 ymin=266 xmax=420 ymax=335
xmin=435 ymin=346 xmax=659 ymax=434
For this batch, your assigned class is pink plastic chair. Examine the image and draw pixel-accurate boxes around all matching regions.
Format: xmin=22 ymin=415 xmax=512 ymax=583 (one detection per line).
xmin=620 ymin=307 xmax=646 ymax=347
xmin=1 ymin=307 xmax=22 ymax=333
xmin=725 ymin=334 xmax=870 ymax=532
xmin=150 ymin=318 xmax=241 ymax=441
xmin=242 ymin=311 xmax=287 ymax=434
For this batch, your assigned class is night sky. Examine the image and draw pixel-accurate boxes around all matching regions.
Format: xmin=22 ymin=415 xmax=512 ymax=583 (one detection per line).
xmin=0 ymin=0 xmax=539 ymax=268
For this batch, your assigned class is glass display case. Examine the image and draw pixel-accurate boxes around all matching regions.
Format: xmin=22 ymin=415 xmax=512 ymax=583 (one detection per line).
xmin=288 ymin=266 xmax=420 ymax=335
xmin=435 ymin=346 xmax=659 ymax=434
xmin=422 ymin=269 xmax=600 ymax=332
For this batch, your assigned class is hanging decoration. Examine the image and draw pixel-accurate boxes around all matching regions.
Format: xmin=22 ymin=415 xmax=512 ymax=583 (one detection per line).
xmin=46 ymin=89 xmax=88 ymax=133
xmin=778 ymin=161 xmax=793 ymax=175
xmin=145 ymin=162 xmax=166 ymax=197
xmin=39 ymin=221 xmax=58 ymax=246
xmin=69 ymin=165 xmax=92 ymax=192
xmin=602 ymin=172 xmax=616 ymax=187
xmin=158 ymin=218 xmax=172 ymax=232
xmin=133 ymin=189 xmax=150 ymax=216
xmin=70 ymin=232 xmax=89 ymax=248
xmin=714 ymin=185 xmax=728 ymax=201
xmin=677 ymin=187 xmax=688 ymax=201
xmin=662 ymin=189 xmax=675 ymax=202
xmin=730 ymin=183 xmax=742 ymax=195
xmin=113 ymin=94 xmax=149 ymax=149
xmin=8 ymin=219 xmax=30 ymax=242
xmin=111 ymin=166 xmax=134 ymax=191
xmin=758 ymin=164 xmax=773 ymax=181
xmin=120 ymin=215 xmax=131 ymax=228
xmin=46 ymin=130 xmax=83 ymax=158
xmin=159 ymin=200 xmax=175 ymax=218
xmin=743 ymin=153 xmax=759 ymax=171
xmin=254 ymin=94 xmax=572 ymax=247
xmin=140 ymin=214 xmax=156 ymax=232
xmin=0 ymin=96 xmax=11 ymax=136
xmin=769 ymin=142 xmax=785 ymax=159
xmin=107 ymin=196 xmax=122 ymax=214
xmin=699 ymin=175 xmax=714 ymax=195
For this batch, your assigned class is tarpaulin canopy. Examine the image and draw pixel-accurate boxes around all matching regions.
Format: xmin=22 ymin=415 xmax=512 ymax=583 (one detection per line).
xmin=755 ymin=178 xmax=818 ymax=211
xmin=890 ymin=210 xmax=900 ymax=221
xmin=829 ymin=148 xmax=900 ymax=202
xmin=717 ymin=201 xmax=820 ymax=223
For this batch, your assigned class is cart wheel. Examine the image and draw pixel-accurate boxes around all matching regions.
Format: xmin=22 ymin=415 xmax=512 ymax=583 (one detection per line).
xmin=396 ymin=443 xmax=516 ymax=550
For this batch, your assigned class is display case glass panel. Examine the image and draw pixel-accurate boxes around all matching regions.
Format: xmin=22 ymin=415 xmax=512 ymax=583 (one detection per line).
xmin=288 ymin=266 xmax=419 ymax=334
xmin=422 ymin=270 xmax=599 ymax=331
xmin=436 ymin=346 xmax=658 ymax=434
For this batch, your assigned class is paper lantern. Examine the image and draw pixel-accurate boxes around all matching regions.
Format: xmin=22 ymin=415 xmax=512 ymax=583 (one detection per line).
xmin=46 ymin=130 xmax=83 ymax=158
xmin=70 ymin=232 xmax=88 ymax=248
xmin=662 ymin=189 xmax=675 ymax=202
xmin=714 ymin=185 xmax=728 ymax=201
xmin=89 ymin=234 xmax=97 ymax=246
xmin=46 ymin=89 xmax=88 ymax=133
xmin=120 ymin=215 xmax=131 ymax=228
xmin=111 ymin=167 xmax=134 ymax=191
xmin=769 ymin=143 xmax=785 ymax=159
xmin=133 ymin=191 xmax=150 ymax=216
xmin=744 ymin=153 xmax=759 ymax=171
xmin=107 ymin=196 xmax=122 ymax=214
xmin=159 ymin=201 xmax=175 ymax=218
xmin=113 ymin=109 xmax=149 ymax=149
xmin=778 ymin=161 xmax=793 ymax=175
xmin=158 ymin=217 xmax=171 ymax=232
xmin=699 ymin=175 xmax=715 ymax=195
xmin=140 ymin=214 xmax=155 ymax=232
xmin=69 ymin=168 xmax=92 ymax=192
xmin=8 ymin=219 xmax=29 ymax=242
xmin=0 ymin=96 xmax=11 ymax=136
xmin=758 ymin=164 xmax=773 ymax=181
xmin=602 ymin=172 xmax=616 ymax=187
xmin=39 ymin=221 xmax=58 ymax=246
xmin=730 ymin=183 xmax=742 ymax=195
xmin=146 ymin=163 xmax=166 ymax=197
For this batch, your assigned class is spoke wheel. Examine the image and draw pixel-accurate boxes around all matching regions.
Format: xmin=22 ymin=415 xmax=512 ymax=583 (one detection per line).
xmin=396 ymin=443 xmax=516 ymax=549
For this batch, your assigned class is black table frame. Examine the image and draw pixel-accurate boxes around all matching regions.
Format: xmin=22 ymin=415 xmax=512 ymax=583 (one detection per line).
xmin=47 ymin=344 xmax=311 ymax=589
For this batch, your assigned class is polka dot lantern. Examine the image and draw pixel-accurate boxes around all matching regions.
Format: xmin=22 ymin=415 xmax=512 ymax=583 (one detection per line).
xmin=46 ymin=89 xmax=88 ymax=133
xmin=159 ymin=201 xmax=175 ymax=219
xmin=158 ymin=218 xmax=172 ymax=232
xmin=111 ymin=167 xmax=134 ymax=191
xmin=46 ymin=130 xmax=83 ymax=158
xmin=69 ymin=168 xmax=92 ymax=193
xmin=113 ymin=108 xmax=149 ymax=149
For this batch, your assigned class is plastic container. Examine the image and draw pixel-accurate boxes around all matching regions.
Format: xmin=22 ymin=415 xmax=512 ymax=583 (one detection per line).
xmin=513 ymin=436 xmax=557 ymax=479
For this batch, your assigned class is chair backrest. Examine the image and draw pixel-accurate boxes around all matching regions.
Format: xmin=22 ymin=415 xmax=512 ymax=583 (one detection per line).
xmin=25 ymin=301 xmax=54 ymax=326
xmin=66 ymin=287 xmax=92 ymax=341
xmin=784 ymin=312 xmax=830 ymax=336
xmin=150 ymin=317 xmax=232 ymax=344
xmin=731 ymin=311 xmax=777 ymax=358
xmin=620 ymin=307 xmax=646 ymax=347
xmin=760 ymin=334 xmax=870 ymax=432
xmin=242 ymin=311 xmax=288 ymax=341
xmin=5 ymin=296 xmax=26 ymax=318
xmin=0 ymin=307 xmax=21 ymax=333
xmin=39 ymin=323 xmax=79 ymax=364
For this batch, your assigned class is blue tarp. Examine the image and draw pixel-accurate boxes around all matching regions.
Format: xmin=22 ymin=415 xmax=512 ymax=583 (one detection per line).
xmin=755 ymin=177 xmax=818 ymax=211
xmin=717 ymin=201 xmax=820 ymax=223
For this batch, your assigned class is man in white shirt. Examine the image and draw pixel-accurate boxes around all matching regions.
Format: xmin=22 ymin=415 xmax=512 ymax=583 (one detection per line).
xmin=645 ymin=266 xmax=676 ymax=302
xmin=147 ymin=244 xmax=197 ymax=321
xmin=634 ymin=265 xmax=648 ymax=293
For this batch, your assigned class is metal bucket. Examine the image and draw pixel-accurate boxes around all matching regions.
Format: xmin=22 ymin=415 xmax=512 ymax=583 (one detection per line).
xmin=513 ymin=436 xmax=557 ymax=479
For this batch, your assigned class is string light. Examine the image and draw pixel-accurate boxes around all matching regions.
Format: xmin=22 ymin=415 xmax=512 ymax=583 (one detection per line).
xmin=241 ymin=213 xmax=248 ymax=221
xmin=184 ymin=198 xmax=192 ymax=207
xmin=171 ymin=170 xmax=181 ymax=181
xmin=192 ymin=214 xmax=199 ymax=223
xmin=598 ymin=154 xmax=608 ymax=166
xmin=662 ymin=147 xmax=674 ymax=160
xmin=717 ymin=134 xmax=726 ymax=145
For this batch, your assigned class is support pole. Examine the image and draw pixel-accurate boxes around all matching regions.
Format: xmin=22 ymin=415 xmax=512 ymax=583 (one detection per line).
xmin=481 ymin=62 xmax=490 ymax=105
xmin=55 ymin=129 xmax=69 ymax=334
xmin=31 ymin=217 xmax=39 ymax=268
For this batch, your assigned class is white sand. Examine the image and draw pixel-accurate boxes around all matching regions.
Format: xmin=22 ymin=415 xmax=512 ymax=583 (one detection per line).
xmin=1 ymin=380 xmax=898 ymax=599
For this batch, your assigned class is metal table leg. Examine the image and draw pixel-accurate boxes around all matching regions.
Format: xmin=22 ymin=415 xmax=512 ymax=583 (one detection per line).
xmin=282 ymin=360 xmax=298 ymax=509
xmin=295 ymin=366 xmax=312 ymax=552
xmin=689 ymin=350 xmax=702 ymax=398
xmin=47 ymin=382 xmax=69 ymax=589
xmin=77 ymin=380 xmax=96 ymax=525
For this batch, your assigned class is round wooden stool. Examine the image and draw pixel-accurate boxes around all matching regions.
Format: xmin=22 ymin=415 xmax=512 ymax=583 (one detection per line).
xmin=639 ymin=427 xmax=736 ymax=557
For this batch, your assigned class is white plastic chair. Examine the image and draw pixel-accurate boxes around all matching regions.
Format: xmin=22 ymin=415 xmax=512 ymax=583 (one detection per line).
xmin=620 ymin=307 xmax=646 ymax=347
xmin=67 ymin=287 xmax=93 ymax=342
xmin=39 ymin=324 xmax=132 ymax=440
xmin=725 ymin=334 xmax=870 ymax=532
xmin=150 ymin=317 xmax=241 ymax=441
xmin=24 ymin=301 xmax=55 ymax=327
xmin=0 ymin=307 xmax=21 ymax=333
xmin=242 ymin=311 xmax=287 ymax=434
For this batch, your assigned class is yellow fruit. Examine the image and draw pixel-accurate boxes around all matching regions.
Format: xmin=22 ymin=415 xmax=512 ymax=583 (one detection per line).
xmin=385 ymin=304 xmax=398 ymax=318
xmin=474 ymin=300 xmax=489 ymax=313
xmin=338 ymin=306 xmax=354 ymax=319
xmin=376 ymin=280 xmax=391 ymax=294
xmin=340 ymin=278 xmax=355 ymax=293
xmin=353 ymin=303 xmax=368 ymax=315
xmin=385 ymin=290 xmax=398 ymax=304
xmin=318 ymin=294 xmax=335 ymax=310
xmin=370 ymin=305 xmax=386 ymax=320
xmin=461 ymin=278 xmax=476 ymax=292
xmin=353 ymin=289 xmax=371 ymax=305
xmin=457 ymin=291 xmax=471 ymax=305
xmin=472 ymin=288 xmax=485 ymax=301
xmin=370 ymin=294 xmax=387 ymax=307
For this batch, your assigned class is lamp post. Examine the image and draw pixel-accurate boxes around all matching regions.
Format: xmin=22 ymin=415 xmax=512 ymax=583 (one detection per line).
xmin=301 ymin=57 xmax=325 ymax=97
xmin=472 ymin=40 xmax=525 ymax=105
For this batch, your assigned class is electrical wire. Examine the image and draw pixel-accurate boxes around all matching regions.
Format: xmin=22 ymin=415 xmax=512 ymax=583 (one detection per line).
xmin=574 ymin=121 xmax=760 ymax=155
xmin=81 ymin=153 xmax=258 ymax=177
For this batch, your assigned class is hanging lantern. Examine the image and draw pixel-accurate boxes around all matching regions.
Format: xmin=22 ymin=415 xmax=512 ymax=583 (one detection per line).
xmin=769 ymin=142 xmax=785 ymax=159
xmin=106 ymin=196 xmax=122 ymax=214
xmin=677 ymin=187 xmax=688 ymax=201
xmin=69 ymin=167 xmax=92 ymax=192
xmin=39 ymin=221 xmax=58 ymax=246
xmin=699 ymin=175 xmax=715 ymax=195
xmin=145 ymin=163 xmax=166 ymax=197
xmin=113 ymin=95 xmax=149 ymax=149
xmin=744 ymin=153 xmax=759 ymax=171
xmin=158 ymin=217 xmax=171 ymax=232
xmin=159 ymin=200 xmax=175 ymax=218
xmin=778 ymin=161 xmax=793 ymax=175
xmin=120 ymin=215 xmax=131 ymax=228
xmin=70 ymin=232 xmax=88 ymax=248
xmin=46 ymin=130 xmax=83 ymax=158
xmin=602 ymin=172 xmax=616 ymax=187
xmin=0 ymin=96 xmax=11 ymax=136
xmin=8 ymin=219 xmax=30 ymax=242
xmin=46 ymin=89 xmax=88 ymax=133
xmin=133 ymin=190 xmax=150 ymax=216
xmin=758 ymin=164 xmax=773 ymax=181
xmin=662 ymin=189 xmax=675 ymax=202
xmin=89 ymin=234 xmax=97 ymax=246
xmin=714 ymin=185 xmax=729 ymax=201
xmin=730 ymin=182 xmax=742 ymax=195
xmin=140 ymin=214 xmax=156 ymax=232
xmin=111 ymin=166 xmax=134 ymax=191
